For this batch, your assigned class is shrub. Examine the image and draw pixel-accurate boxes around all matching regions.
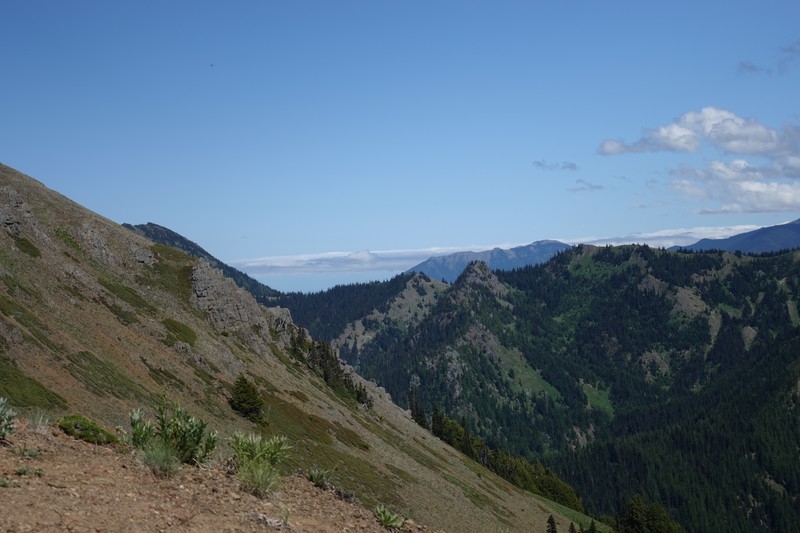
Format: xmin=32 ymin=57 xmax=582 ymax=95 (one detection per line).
xmin=27 ymin=409 xmax=50 ymax=435
xmin=128 ymin=407 xmax=156 ymax=448
xmin=142 ymin=440 xmax=181 ymax=478
xmin=0 ymin=397 xmax=16 ymax=442
xmin=229 ymin=432 xmax=291 ymax=499
xmin=229 ymin=432 xmax=291 ymax=468
xmin=229 ymin=374 xmax=264 ymax=422
xmin=237 ymin=459 xmax=280 ymax=498
xmin=307 ymin=465 xmax=333 ymax=488
xmin=127 ymin=400 xmax=216 ymax=465
xmin=57 ymin=414 xmax=117 ymax=445
xmin=374 ymin=503 xmax=404 ymax=530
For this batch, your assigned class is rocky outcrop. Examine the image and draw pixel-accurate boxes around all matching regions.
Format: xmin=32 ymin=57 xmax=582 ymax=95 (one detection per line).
xmin=190 ymin=260 xmax=292 ymax=357
xmin=0 ymin=186 xmax=51 ymax=246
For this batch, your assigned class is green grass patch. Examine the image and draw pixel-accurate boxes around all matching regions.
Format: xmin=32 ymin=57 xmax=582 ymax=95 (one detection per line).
xmin=288 ymin=389 xmax=309 ymax=403
xmin=581 ymin=382 xmax=614 ymax=418
xmin=136 ymin=244 xmax=195 ymax=302
xmin=0 ymin=294 xmax=57 ymax=350
xmin=163 ymin=318 xmax=197 ymax=347
xmin=0 ymin=359 xmax=67 ymax=409
xmin=441 ymin=471 xmax=512 ymax=526
xmin=98 ymin=279 xmax=153 ymax=312
xmin=385 ymin=462 xmax=418 ymax=484
xmin=718 ymin=303 xmax=743 ymax=318
xmin=529 ymin=492 xmax=612 ymax=533
xmin=57 ymin=414 xmax=117 ymax=445
xmin=332 ymin=421 xmax=370 ymax=450
xmin=261 ymin=391 xmax=333 ymax=445
xmin=290 ymin=441 xmax=402 ymax=510
xmin=65 ymin=351 xmax=146 ymax=400
xmin=54 ymin=227 xmax=81 ymax=252
xmin=13 ymin=236 xmax=40 ymax=258
xmin=140 ymin=358 xmax=186 ymax=390
xmin=98 ymin=298 xmax=139 ymax=325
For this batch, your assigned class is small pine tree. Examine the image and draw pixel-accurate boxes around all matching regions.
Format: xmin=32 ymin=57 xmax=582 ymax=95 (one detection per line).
xmin=547 ymin=514 xmax=558 ymax=533
xmin=409 ymin=387 xmax=428 ymax=429
xmin=569 ymin=522 xmax=577 ymax=533
xmin=229 ymin=374 xmax=264 ymax=422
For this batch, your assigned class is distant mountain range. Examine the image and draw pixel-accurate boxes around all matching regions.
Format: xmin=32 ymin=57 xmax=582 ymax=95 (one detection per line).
xmin=673 ymin=218 xmax=800 ymax=253
xmin=407 ymin=240 xmax=571 ymax=282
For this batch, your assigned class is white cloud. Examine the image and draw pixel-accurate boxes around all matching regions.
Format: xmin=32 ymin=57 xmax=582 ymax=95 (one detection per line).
xmin=601 ymin=107 xmax=800 ymax=214
xmin=599 ymin=107 xmax=780 ymax=156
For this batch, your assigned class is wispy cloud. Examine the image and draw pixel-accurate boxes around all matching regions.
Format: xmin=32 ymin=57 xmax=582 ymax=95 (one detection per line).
xmin=571 ymin=224 xmax=765 ymax=249
xmin=567 ymin=179 xmax=605 ymax=192
xmin=533 ymin=159 xmax=578 ymax=171
xmin=229 ymin=244 xmax=512 ymax=276
xmin=740 ymin=39 xmax=800 ymax=75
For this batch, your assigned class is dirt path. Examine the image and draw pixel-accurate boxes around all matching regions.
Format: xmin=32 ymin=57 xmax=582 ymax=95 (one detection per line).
xmin=0 ymin=420 xmax=437 ymax=532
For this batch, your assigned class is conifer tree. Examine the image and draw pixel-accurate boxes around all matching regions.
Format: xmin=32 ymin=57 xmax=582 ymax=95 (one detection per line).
xmin=547 ymin=514 xmax=558 ymax=533
xmin=229 ymin=373 xmax=264 ymax=422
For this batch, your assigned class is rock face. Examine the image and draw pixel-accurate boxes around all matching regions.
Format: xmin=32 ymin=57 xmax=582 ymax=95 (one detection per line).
xmin=0 ymin=186 xmax=50 ymax=245
xmin=191 ymin=260 xmax=293 ymax=357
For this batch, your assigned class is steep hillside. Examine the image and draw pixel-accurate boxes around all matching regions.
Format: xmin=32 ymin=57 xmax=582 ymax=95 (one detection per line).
xmin=0 ymin=163 xmax=599 ymax=532
xmin=407 ymin=240 xmax=571 ymax=283
xmin=339 ymin=245 xmax=800 ymax=532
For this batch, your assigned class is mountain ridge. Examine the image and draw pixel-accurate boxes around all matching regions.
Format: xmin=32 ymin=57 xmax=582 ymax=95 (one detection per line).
xmin=407 ymin=240 xmax=571 ymax=282
xmin=672 ymin=218 xmax=800 ymax=253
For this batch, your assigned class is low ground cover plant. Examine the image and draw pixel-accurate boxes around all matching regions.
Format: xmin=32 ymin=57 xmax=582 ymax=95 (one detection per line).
xmin=57 ymin=414 xmax=117 ymax=445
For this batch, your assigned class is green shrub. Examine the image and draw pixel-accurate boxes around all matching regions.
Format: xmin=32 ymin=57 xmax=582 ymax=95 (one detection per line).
xmin=229 ymin=432 xmax=291 ymax=468
xmin=0 ymin=397 xmax=17 ymax=442
xmin=128 ymin=407 xmax=156 ymax=448
xmin=307 ymin=465 xmax=333 ymax=488
xmin=154 ymin=400 xmax=216 ymax=464
xmin=228 ymin=374 xmax=264 ymax=422
xmin=142 ymin=440 xmax=181 ymax=478
xmin=237 ymin=458 xmax=279 ymax=498
xmin=374 ymin=503 xmax=404 ymax=530
xmin=228 ymin=432 xmax=291 ymax=498
xmin=57 ymin=414 xmax=117 ymax=445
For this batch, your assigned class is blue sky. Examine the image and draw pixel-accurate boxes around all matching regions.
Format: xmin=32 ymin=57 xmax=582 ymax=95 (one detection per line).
xmin=2 ymin=1 xmax=799 ymax=292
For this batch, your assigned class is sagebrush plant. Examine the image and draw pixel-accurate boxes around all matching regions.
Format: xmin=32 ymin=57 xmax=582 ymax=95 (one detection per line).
xmin=374 ymin=503 xmax=404 ymax=530
xmin=0 ymin=397 xmax=16 ymax=442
